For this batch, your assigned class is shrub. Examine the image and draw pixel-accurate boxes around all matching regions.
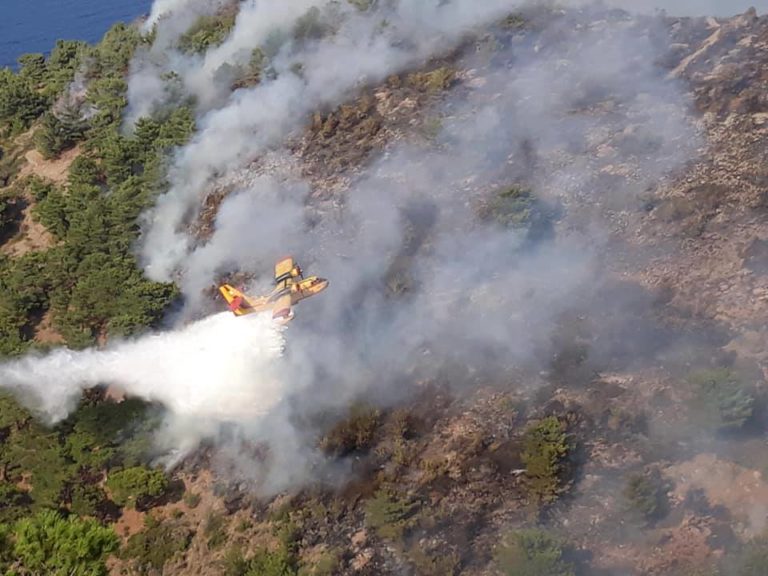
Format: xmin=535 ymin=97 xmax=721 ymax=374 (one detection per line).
xmin=121 ymin=515 xmax=193 ymax=572
xmin=688 ymin=368 xmax=755 ymax=432
xmin=477 ymin=185 xmax=536 ymax=228
xmin=406 ymin=67 xmax=457 ymax=93
xmin=320 ymin=403 xmax=381 ymax=457
xmin=521 ymin=417 xmax=570 ymax=504
xmin=623 ymin=469 xmax=670 ymax=523
xmin=204 ymin=512 xmax=227 ymax=549
xmin=407 ymin=546 xmax=460 ymax=576
xmin=298 ymin=548 xmax=341 ymax=576
xmin=178 ymin=12 xmax=237 ymax=54
xmin=364 ymin=487 xmax=419 ymax=540
xmin=105 ymin=466 xmax=169 ymax=509
xmin=732 ymin=534 xmax=768 ymax=576
xmin=224 ymin=545 xmax=297 ymax=576
xmin=68 ymin=482 xmax=109 ymax=518
xmin=183 ymin=491 xmax=201 ymax=508
xmin=495 ymin=528 xmax=575 ymax=576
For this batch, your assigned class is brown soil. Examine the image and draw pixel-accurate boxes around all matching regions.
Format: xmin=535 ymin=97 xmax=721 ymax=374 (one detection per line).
xmin=666 ymin=454 xmax=768 ymax=538
xmin=31 ymin=309 xmax=65 ymax=346
xmin=0 ymin=192 xmax=55 ymax=257
xmin=18 ymin=145 xmax=80 ymax=185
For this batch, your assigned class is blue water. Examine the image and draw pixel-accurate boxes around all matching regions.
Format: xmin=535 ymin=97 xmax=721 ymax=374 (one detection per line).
xmin=0 ymin=0 xmax=153 ymax=69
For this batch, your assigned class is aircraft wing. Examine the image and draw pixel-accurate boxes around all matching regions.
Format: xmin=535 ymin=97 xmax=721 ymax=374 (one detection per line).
xmin=271 ymin=291 xmax=294 ymax=323
xmin=274 ymin=257 xmax=294 ymax=284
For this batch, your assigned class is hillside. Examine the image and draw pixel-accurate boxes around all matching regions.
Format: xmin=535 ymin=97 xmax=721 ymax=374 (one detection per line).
xmin=1 ymin=2 xmax=768 ymax=576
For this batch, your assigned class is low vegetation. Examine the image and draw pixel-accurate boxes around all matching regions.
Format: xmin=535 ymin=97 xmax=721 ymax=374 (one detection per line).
xmin=495 ymin=528 xmax=575 ymax=576
xmin=106 ymin=466 xmax=170 ymax=510
xmin=364 ymin=486 xmax=420 ymax=541
xmin=178 ymin=10 xmax=237 ymax=54
xmin=477 ymin=185 xmax=537 ymax=228
xmin=623 ymin=469 xmax=670 ymax=524
xmin=688 ymin=368 xmax=755 ymax=433
xmin=121 ymin=515 xmax=193 ymax=573
xmin=0 ymin=509 xmax=118 ymax=575
xmin=521 ymin=417 xmax=571 ymax=504
xmin=320 ymin=403 xmax=381 ymax=457
xmin=223 ymin=545 xmax=297 ymax=576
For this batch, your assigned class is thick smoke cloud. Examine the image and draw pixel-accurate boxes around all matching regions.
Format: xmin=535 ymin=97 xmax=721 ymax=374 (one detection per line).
xmin=137 ymin=0 xmax=530 ymax=281
xmin=0 ymin=1 xmax=706 ymax=494
xmin=134 ymin=2 xmax=700 ymax=486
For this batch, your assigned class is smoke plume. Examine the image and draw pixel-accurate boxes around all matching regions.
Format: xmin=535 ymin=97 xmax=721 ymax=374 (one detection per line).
xmin=0 ymin=0 xmax=711 ymax=494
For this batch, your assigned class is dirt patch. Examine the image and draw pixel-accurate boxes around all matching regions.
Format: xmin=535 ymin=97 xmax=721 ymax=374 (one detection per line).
xmin=0 ymin=193 xmax=55 ymax=257
xmin=113 ymin=506 xmax=146 ymax=539
xmin=665 ymin=453 xmax=768 ymax=538
xmin=18 ymin=145 xmax=80 ymax=185
xmin=640 ymin=514 xmax=724 ymax=576
xmin=32 ymin=309 xmax=64 ymax=345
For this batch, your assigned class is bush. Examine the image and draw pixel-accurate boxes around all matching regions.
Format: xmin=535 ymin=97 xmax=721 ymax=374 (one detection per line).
xmin=105 ymin=466 xmax=169 ymax=509
xmin=204 ymin=512 xmax=227 ymax=549
xmin=406 ymin=67 xmax=457 ymax=93
xmin=407 ymin=546 xmax=459 ymax=576
xmin=178 ymin=12 xmax=237 ymax=54
xmin=623 ymin=469 xmax=670 ymax=523
xmin=364 ymin=487 xmax=419 ymax=540
xmin=183 ymin=491 xmax=201 ymax=508
xmin=688 ymin=368 xmax=755 ymax=433
xmin=477 ymin=185 xmax=535 ymax=228
xmin=298 ymin=548 xmax=341 ymax=576
xmin=121 ymin=515 xmax=193 ymax=572
xmin=320 ymin=403 xmax=381 ymax=457
xmin=521 ymin=417 xmax=570 ymax=504
xmin=224 ymin=545 xmax=297 ymax=576
xmin=495 ymin=528 xmax=575 ymax=576
xmin=732 ymin=534 xmax=768 ymax=576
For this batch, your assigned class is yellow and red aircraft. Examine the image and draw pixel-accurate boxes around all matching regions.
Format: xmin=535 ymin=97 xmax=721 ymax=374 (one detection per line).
xmin=218 ymin=257 xmax=328 ymax=323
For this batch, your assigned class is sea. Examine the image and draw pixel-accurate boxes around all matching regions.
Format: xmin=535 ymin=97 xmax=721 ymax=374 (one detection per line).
xmin=0 ymin=0 xmax=153 ymax=69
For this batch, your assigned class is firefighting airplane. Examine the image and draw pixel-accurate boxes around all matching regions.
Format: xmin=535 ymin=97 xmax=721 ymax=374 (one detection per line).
xmin=218 ymin=257 xmax=328 ymax=323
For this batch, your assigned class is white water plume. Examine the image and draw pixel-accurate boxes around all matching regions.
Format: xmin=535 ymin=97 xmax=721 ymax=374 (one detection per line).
xmin=0 ymin=312 xmax=286 ymax=424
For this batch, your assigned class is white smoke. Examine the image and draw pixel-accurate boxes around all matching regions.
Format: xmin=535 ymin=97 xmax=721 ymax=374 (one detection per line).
xmin=137 ymin=0 xmax=528 ymax=281
xmin=0 ymin=0 xmax=715 ymax=494
xmin=0 ymin=312 xmax=285 ymax=425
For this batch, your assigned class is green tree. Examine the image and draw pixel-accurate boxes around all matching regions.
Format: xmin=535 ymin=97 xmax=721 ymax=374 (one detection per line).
xmin=106 ymin=466 xmax=169 ymax=509
xmin=17 ymin=53 xmax=47 ymax=85
xmin=364 ymin=487 xmax=419 ymax=540
xmin=6 ymin=509 xmax=118 ymax=575
xmin=34 ymin=106 xmax=88 ymax=159
xmin=521 ymin=417 xmax=570 ymax=504
xmin=178 ymin=12 xmax=237 ymax=54
xmin=0 ymin=68 xmax=47 ymax=131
